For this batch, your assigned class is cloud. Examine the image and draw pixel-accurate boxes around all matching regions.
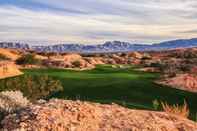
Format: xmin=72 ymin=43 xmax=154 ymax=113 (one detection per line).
xmin=176 ymin=29 xmax=197 ymax=34
xmin=0 ymin=0 xmax=197 ymax=45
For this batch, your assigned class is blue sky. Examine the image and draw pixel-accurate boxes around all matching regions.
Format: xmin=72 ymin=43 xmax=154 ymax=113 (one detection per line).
xmin=0 ymin=0 xmax=197 ymax=45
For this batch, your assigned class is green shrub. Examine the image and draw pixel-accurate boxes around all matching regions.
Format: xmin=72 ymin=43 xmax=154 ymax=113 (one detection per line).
xmin=0 ymin=75 xmax=63 ymax=101
xmin=195 ymin=113 xmax=197 ymax=122
xmin=152 ymin=99 xmax=160 ymax=110
xmin=16 ymin=54 xmax=40 ymax=65
xmin=72 ymin=60 xmax=81 ymax=67
xmin=0 ymin=54 xmax=10 ymax=61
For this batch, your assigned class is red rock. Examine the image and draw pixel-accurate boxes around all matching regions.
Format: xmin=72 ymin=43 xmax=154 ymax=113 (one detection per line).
xmin=159 ymin=74 xmax=197 ymax=92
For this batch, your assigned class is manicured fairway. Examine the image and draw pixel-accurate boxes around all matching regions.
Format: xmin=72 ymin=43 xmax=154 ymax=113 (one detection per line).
xmin=22 ymin=65 xmax=197 ymax=120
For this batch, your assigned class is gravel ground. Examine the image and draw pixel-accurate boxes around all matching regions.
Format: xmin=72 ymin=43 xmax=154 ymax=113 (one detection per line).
xmin=2 ymin=99 xmax=197 ymax=131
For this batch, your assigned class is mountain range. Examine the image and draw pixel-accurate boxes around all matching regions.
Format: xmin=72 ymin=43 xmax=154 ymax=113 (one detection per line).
xmin=0 ymin=38 xmax=197 ymax=53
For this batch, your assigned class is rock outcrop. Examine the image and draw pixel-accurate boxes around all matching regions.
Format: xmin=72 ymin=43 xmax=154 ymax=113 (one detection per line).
xmin=159 ymin=74 xmax=197 ymax=93
xmin=2 ymin=99 xmax=197 ymax=131
xmin=43 ymin=54 xmax=105 ymax=69
xmin=128 ymin=51 xmax=143 ymax=59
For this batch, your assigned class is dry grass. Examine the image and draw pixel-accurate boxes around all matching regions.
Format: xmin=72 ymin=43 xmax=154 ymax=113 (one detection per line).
xmin=161 ymin=100 xmax=189 ymax=118
xmin=0 ymin=91 xmax=30 ymax=124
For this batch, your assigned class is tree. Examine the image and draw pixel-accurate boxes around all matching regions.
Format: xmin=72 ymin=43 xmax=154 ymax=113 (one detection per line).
xmin=16 ymin=53 xmax=40 ymax=65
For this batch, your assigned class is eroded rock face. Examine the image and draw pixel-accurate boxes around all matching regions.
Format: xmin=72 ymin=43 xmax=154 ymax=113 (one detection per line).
xmin=191 ymin=66 xmax=197 ymax=74
xmin=159 ymin=74 xmax=197 ymax=93
xmin=2 ymin=99 xmax=197 ymax=131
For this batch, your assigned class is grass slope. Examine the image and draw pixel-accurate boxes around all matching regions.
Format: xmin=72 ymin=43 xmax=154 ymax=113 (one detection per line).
xmin=22 ymin=65 xmax=197 ymax=120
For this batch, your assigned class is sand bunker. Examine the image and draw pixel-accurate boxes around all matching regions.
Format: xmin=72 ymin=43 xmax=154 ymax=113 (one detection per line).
xmin=0 ymin=61 xmax=23 ymax=79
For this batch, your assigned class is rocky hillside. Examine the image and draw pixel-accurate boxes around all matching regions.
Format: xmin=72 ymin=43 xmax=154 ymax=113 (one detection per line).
xmin=159 ymin=74 xmax=197 ymax=93
xmin=2 ymin=99 xmax=197 ymax=131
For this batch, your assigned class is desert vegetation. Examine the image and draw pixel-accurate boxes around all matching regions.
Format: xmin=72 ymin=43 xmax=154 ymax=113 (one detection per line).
xmin=170 ymin=49 xmax=197 ymax=59
xmin=71 ymin=60 xmax=82 ymax=67
xmin=0 ymin=54 xmax=10 ymax=61
xmin=152 ymin=99 xmax=190 ymax=118
xmin=0 ymin=91 xmax=30 ymax=126
xmin=16 ymin=53 xmax=41 ymax=65
xmin=0 ymin=75 xmax=63 ymax=101
xmin=161 ymin=100 xmax=190 ymax=118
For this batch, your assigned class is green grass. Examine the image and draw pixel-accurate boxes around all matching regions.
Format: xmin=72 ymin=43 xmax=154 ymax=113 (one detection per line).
xmin=21 ymin=65 xmax=197 ymax=120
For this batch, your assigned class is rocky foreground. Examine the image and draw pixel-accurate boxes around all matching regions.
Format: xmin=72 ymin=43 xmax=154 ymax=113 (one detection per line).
xmin=2 ymin=99 xmax=197 ymax=131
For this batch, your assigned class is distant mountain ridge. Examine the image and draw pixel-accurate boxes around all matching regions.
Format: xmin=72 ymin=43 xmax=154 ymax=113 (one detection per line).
xmin=0 ymin=42 xmax=30 ymax=50
xmin=0 ymin=38 xmax=197 ymax=53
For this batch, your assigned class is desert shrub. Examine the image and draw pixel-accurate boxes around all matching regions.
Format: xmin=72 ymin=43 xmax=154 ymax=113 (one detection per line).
xmin=179 ymin=64 xmax=192 ymax=72
xmin=161 ymin=101 xmax=189 ymax=118
xmin=149 ymin=62 xmax=167 ymax=72
xmin=152 ymin=99 xmax=160 ymax=110
xmin=150 ymin=62 xmax=163 ymax=68
xmin=141 ymin=53 xmax=151 ymax=60
xmin=0 ymin=75 xmax=63 ymax=101
xmin=0 ymin=91 xmax=29 ymax=124
xmin=170 ymin=50 xmax=197 ymax=59
xmin=195 ymin=113 xmax=197 ymax=122
xmin=16 ymin=53 xmax=40 ymax=65
xmin=0 ymin=91 xmax=29 ymax=113
xmin=141 ymin=56 xmax=150 ymax=60
xmin=178 ymin=51 xmax=197 ymax=58
xmin=0 ymin=54 xmax=10 ymax=61
xmin=72 ymin=60 xmax=81 ymax=67
xmin=168 ymin=72 xmax=177 ymax=78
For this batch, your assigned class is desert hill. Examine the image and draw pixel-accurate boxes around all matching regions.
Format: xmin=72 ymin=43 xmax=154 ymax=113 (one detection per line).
xmin=0 ymin=48 xmax=20 ymax=61
xmin=0 ymin=61 xmax=23 ymax=79
xmin=2 ymin=99 xmax=197 ymax=131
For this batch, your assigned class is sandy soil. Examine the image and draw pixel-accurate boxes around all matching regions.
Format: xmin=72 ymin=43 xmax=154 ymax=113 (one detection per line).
xmin=0 ymin=48 xmax=20 ymax=60
xmin=0 ymin=61 xmax=23 ymax=79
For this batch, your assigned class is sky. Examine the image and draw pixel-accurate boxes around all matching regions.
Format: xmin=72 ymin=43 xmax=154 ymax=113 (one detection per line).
xmin=0 ymin=0 xmax=197 ymax=45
